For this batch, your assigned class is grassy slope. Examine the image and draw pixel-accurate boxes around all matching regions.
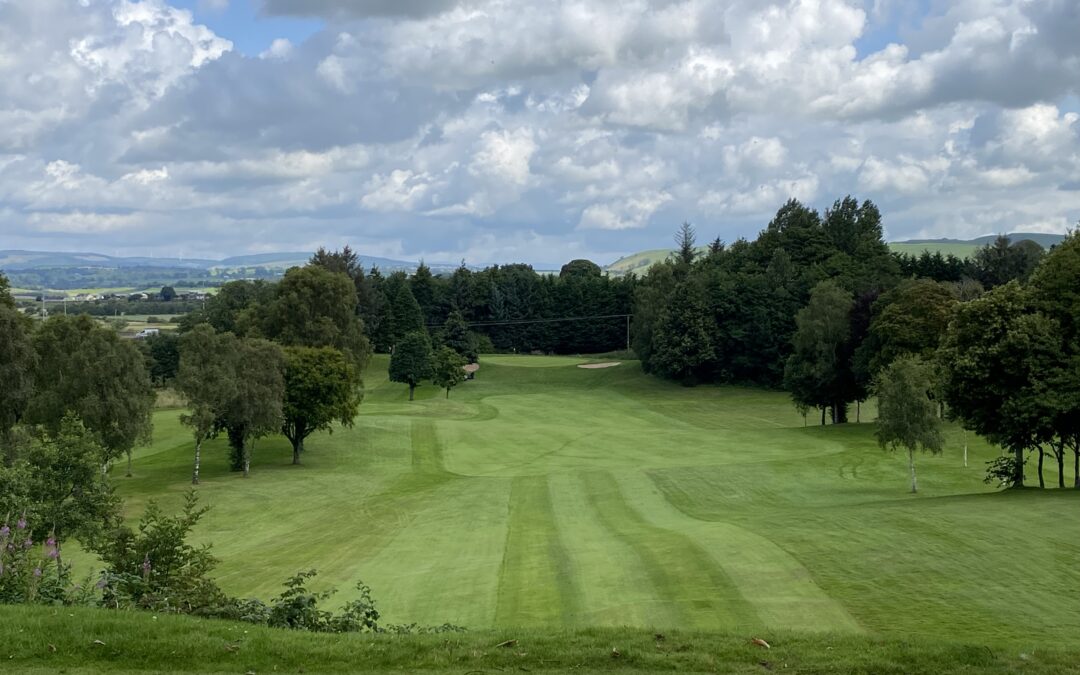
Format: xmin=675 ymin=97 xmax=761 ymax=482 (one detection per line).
xmin=78 ymin=356 xmax=1079 ymax=650
xmin=4 ymin=606 xmax=1079 ymax=674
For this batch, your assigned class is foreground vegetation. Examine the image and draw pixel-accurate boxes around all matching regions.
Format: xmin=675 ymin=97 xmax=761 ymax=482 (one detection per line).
xmin=4 ymin=605 xmax=1079 ymax=674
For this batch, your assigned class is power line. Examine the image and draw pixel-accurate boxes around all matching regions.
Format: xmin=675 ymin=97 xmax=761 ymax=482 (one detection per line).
xmin=425 ymin=313 xmax=631 ymax=328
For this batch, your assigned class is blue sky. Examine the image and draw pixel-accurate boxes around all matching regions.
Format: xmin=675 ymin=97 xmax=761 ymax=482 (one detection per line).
xmin=171 ymin=0 xmax=322 ymax=56
xmin=0 ymin=0 xmax=1077 ymax=265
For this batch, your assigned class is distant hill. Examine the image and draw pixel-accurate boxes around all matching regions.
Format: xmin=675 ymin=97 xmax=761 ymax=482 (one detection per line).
xmin=604 ymin=232 xmax=1068 ymax=275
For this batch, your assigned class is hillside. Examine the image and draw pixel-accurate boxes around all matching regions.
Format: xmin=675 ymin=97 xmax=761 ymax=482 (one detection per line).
xmin=603 ymin=232 xmax=1067 ymax=275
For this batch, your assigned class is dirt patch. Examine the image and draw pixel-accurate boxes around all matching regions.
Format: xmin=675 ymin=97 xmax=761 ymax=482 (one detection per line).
xmin=578 ymin=362 xmax=621 ymax=369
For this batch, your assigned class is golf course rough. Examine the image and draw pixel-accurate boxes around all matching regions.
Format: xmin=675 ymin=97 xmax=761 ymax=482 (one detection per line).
xmin=114 ymin=354 xmax=1080 ymax=646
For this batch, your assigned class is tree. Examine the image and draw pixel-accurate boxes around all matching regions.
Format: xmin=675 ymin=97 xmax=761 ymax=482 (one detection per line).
xmin=559 ymin=259 xmax=602 ymax=279
xmin=855 ymin=279 xmax=957 ymax=378
xmin=177 ymin=325 xmax=238 ymax=485
xmin=784 ymin=281 xmax=855 ymax=423
xmin=874 ymin=356 xmax=943 ymax=493
xmin=25 ymin=315 xmax=154 ymax=475
xmin=939 ymin=282 xmax=1060 ymax=488
xmin=389 ymin=331 xmax=433 ymax=401
xmin=649 ymin=277 xmax=714 ymax=384
xmin=217 ymin=339 xmax=285 ymax=478
xmin=410 ymin=262 xmax=439 ymax=325
xmin=281 ymin=347 xmax=362 ymax=465
xmin=141 ymin=332 xmax=181 ymax=386
xmin=160 ymin=286 xmax=177 ymax=302
xmin=263 ymin=266 xmax=371 ymax=369
xmin=431 ymin=347 xmax=467 ymax=399
xmin=385 ymin=274 xmax=425 ymax=348
xmin=441 ymin=310 xmax=478 ymax=362
xmin=674 ymin=222 xmax=697 ymax=270
xmin=0 ymin=290 xmax=36 ymax=463
xmin=972 ymin=235 xmax=1044 ymax=289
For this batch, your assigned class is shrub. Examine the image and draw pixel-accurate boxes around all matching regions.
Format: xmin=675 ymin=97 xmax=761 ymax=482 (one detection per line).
xmin=0 ymin=515 xmax=77 ymax=606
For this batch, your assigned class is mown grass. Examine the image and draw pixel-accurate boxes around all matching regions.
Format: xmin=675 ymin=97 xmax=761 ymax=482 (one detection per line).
xmin=77 ymin=355 xmax=1080 ymax=650
xmin=4 ymin=605 xmax=1078 ymax=674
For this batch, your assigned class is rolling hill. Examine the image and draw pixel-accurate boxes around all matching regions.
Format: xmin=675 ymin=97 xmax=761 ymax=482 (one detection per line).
xmin=603 ymin=232 xmax=1067 ymax=275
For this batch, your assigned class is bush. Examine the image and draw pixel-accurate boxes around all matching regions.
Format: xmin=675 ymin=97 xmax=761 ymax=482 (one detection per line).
xmin=984 ymin=454 xmax=1024 ymax=489
xmin=0 ymin=515 xmax=81 ymax=606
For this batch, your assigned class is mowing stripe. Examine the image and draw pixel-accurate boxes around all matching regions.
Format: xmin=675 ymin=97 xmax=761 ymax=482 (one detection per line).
xmin=546 ymin=472 xmax=680 ymax=627
xmin=495 ymin=475 xmax=580 ymax=626
xmin=619 ymin=471 xmax=863 ymax=633
xmin=581 ymin=471 xmax=763 ymax=632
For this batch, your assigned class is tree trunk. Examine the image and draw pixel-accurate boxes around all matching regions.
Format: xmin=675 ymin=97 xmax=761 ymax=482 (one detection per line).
xmin=192 ymin=438 xmax=202 ymax=485
xmin=820 ymin=407 xmax=826 ymax=426
xmin=963 ymin=429 xmax=968 ymax=468
xmin=834 ymin=402 xmax=848 ymax=424
xmin=856 ymin=400 xmax=860 ymax=423
xmin=1055 ymin=442 xmax=1065 ymax=489
xmin=409 ymin=383 xmax=416 ymax=401
xmin=1037 ymin=447 xmax=1045 ymax=489
xmin=126 ymin=450 xmax=133 ymax=478
xmin=1012 ymin=447 xmax=1024 ymax=488
xmin=242 ymin=440 xmax=251 ymax=478
xmin=1074 ymin=444 xmax=1079 ymax=489
xmin=292 ymin=437 xmax=304 ymax=465
xmin=446 ymin=387 xmax=450 ymax=399
xmin=909 ymin=448 xmax=918 ymax=494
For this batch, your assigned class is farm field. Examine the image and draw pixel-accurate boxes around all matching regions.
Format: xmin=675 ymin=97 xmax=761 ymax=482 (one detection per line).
xmin=108 ymin=355 xmax=1080 ymax=648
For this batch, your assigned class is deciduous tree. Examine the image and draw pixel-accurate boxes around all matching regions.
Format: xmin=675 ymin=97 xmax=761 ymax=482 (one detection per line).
xmin=874 ymin=356 xmax=943 ymax=493
xmin=178 ymin=325 xmax=238 ymax=485
xmin=431 ymin=347 xmax=467 ymax=399
xmin=281 ymin=346 xmax=362 ymax=465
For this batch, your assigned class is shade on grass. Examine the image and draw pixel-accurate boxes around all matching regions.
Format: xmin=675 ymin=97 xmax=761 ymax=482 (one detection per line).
xmin=98 ymin=354 xmax=1080 ymax=647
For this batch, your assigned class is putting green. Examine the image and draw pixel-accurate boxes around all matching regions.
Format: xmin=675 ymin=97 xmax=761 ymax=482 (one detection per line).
xmin=113 ymin=356 xmax=1080 ymax=645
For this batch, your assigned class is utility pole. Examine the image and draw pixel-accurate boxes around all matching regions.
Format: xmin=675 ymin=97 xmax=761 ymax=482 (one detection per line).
xmin=625 ymin=314 xmax=630 ymax=352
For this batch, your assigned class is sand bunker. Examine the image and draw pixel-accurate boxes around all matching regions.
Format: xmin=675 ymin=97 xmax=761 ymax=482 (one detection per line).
xmin=578 ymin=362 xmax=621 ymax=369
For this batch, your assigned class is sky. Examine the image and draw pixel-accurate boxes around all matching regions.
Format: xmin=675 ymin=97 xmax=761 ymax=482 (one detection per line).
xmin=1 ymin=0 xmax=1079 ymax=266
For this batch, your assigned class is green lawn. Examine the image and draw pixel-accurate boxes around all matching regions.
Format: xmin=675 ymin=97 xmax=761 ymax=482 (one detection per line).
xmin=5 ymin=605 xmax=1079 ymax=674
xmin=98 ymin=355 xmax=1078 ymax=648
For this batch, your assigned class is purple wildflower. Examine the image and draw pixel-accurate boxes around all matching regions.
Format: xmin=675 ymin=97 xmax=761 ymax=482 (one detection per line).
xmin=142 ymin=554 xmax=152 ymax=576
xmin=0 ymin=525 xmax=9 ymax=537
xmin=23 ymin=538 xmax=33 ymax=549
xmin=47 ymin=547 xmax=60 ymax=560
xmin=33 ymin=567 xmax=42 ymax=578
xmin=16 ymin=516 xmax=26 ymax=530
xmin=46 ymin=536 xmax=56 ymax=548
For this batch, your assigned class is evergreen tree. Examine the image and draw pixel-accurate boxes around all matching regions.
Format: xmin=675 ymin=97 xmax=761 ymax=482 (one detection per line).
xmin=389 ymin=331 xmax=433 ymax=401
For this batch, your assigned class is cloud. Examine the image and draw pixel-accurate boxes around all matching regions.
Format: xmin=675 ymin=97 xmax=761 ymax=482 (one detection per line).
xmin=1 ymin=0 xmax=1079 ymax=264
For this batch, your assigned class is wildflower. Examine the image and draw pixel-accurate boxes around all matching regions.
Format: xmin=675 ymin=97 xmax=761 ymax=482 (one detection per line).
xmin=24 ymin=538 xmax=33 ymax=549
xmin=0 ymin=525 xmax=9 ymax=537
xmin=47 ymin=547 xmax=60 ymax=560
xmin=46 ymin=536 xmax=56 ymax=548
xmin=33 ymin=567 xmax=42 ymax=578
xmin=16 ymin=516 xmax=27 ymax=530
xmin=142 ymin=554 xmax=152 ymax=576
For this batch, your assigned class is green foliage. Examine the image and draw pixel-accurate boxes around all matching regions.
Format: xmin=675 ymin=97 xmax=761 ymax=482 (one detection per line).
xmin=856 ymin=278 xmax=957 ymax=378
xmin=160 ymin=286 xmax=177 ymax=302
xmin=559 ymin=259 xmax=602 ymax=279
xmin=874 ymin=356 xmax=943 ymax=492
xmin=431 ymin=347 xmax=467 ymax=398
xmin=0 ymin=297 xmax=36 ymax=456
xmin=178 ymin=325 xmax=239 ymax=484
xmin=266 ymin=570 xmax=381 ymax=633
xmin=263 ymin=266 xmax=372 ymax=369
xmin=92 ymin=491 xmax=229 ymax=615
xmin=25 ymin=314 xmax=154 ymax=463
xmin=385 ymin=273 xmax=425 ymax=348
xmin=972 ymin=235 xmax=1045 ymax=289
xmin=0 ymin=513 xmax=76 ymax=606
xmin=281 ymin=346 xmax=362 ymax=463
xmin=440 ymin=310 xmax=478 ymax=362
xmin=784 ymin=280 xmax=854 ymax=422
xmin=141 ymin=332 xmax=180 ymax=386
xmin=7 ymin=416 xmax=119 ymax=542
xmin=939 ymin=282 xmax=1061 ymax=488
xmin=216 ymin=339 xmax=286 ymax=478
xmin=648 ymin=277 xmax=714 ymax=384
xmin=389 ymin=331 xmax=433 ymax=400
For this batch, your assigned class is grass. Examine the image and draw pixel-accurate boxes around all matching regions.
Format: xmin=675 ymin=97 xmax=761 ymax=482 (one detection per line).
xmin=65 ymin=355 xmax=1079 ymax=652
xmin=4 ymin=605 xmax=1079 ymax=674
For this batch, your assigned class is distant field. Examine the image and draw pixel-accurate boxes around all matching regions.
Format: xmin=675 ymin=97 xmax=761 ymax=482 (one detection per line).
xmin=888 ymin=242 xmax=980 ymax=258
xmin=76 ymin=354 xmax=1080 ymax=649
